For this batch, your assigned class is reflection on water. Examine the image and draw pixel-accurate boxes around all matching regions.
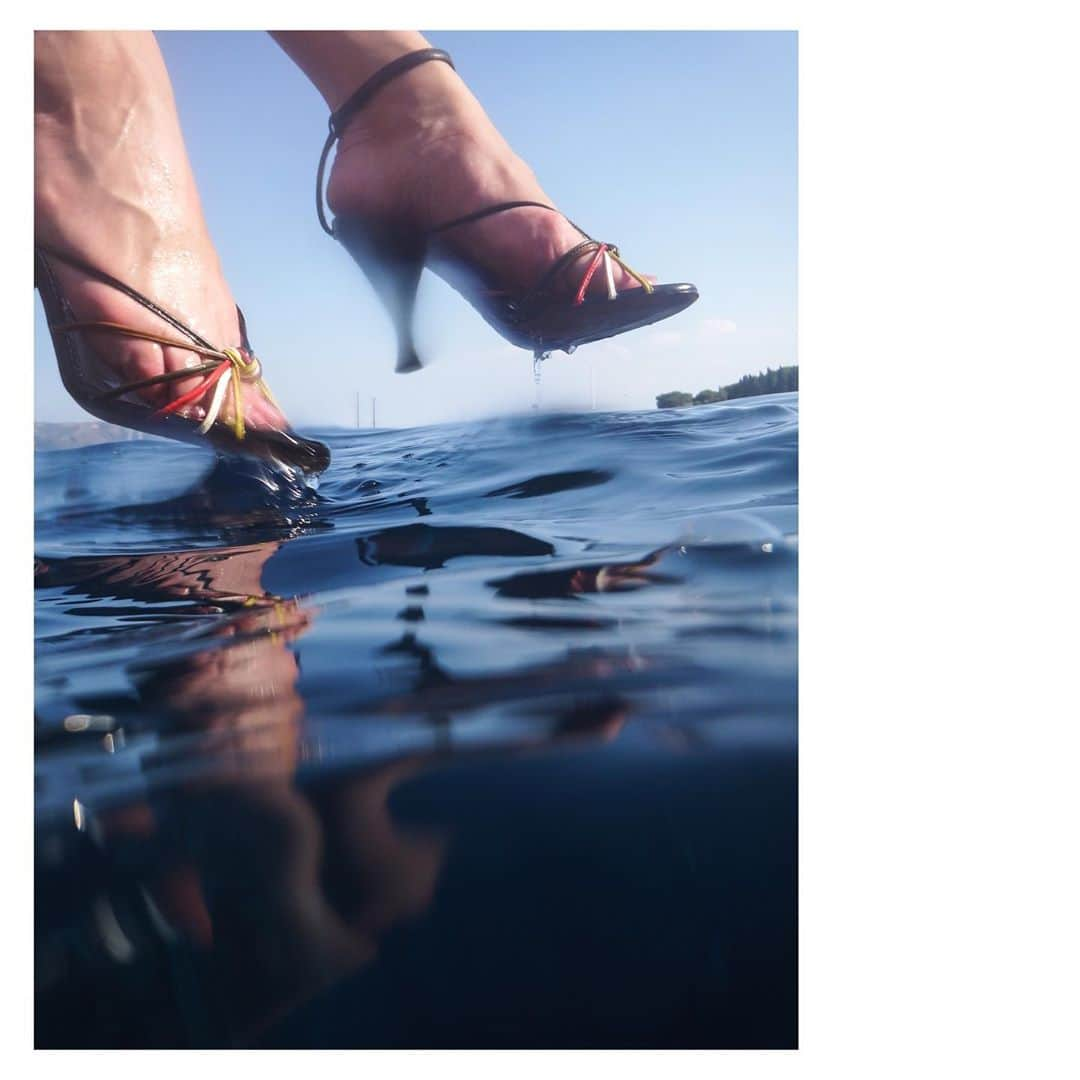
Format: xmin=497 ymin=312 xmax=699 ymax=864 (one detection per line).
xmin=36 ymin=397 xmax=798 ymax=1048
xmin=358 ymin=523 xmax=555 ymax=569
xmin=490 ymin=546 xmax=676 ymax=598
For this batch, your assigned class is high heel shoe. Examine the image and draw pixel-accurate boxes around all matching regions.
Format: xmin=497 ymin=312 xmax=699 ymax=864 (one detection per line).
xmin=35 ymin=245 xmax=331 ymax=475
xmin=315 ymin=47 xmax=699 ymax=372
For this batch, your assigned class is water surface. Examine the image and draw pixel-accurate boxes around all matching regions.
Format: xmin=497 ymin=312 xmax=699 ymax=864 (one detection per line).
xmin=35 ymin=395 xmax=798 ymax=1048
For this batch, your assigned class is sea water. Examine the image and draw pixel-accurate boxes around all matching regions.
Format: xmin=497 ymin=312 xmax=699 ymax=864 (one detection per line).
xmin=34 ymin=394 xmax=798 ymax=1048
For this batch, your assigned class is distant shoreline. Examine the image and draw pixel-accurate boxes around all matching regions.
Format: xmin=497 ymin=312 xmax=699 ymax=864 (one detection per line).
xmin=656 ymin=365 xmax=798 ymax=409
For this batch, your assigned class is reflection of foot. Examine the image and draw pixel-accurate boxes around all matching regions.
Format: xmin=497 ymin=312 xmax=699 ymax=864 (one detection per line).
xmin=318 ymin=758 xmax=448 ymax=936
xmin=35 ymin=544 xmax=284 ymax=610
xmin=326 ymin=58 xmax=651 ymax=301
xmin=490 ymin=547 xmax=675 ymax=598
xmin=35 ymin=33 xmax=286 ymax=432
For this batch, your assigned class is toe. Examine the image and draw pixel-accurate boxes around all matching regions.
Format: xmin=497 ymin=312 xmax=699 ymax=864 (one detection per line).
xmin=162 ymin=345 xmax=213 ymax=404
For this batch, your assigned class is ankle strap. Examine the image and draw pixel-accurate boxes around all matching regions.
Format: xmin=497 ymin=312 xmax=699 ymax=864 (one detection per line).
xmin=431 ymin=200 xmax=570 ymax=235
xmin=328 ymin=48 xmax=454 ymax=139
xmin=316 ymin=47 xmax=455 ymax=235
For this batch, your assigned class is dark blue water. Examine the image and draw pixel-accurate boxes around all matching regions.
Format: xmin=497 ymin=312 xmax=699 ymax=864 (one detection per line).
xmin=34 ymin=394 xmax=798 ymax=1048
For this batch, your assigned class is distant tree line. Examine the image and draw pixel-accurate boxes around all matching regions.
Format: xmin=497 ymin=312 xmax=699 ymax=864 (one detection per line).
xmin=656 ymin=365 xmax=798 ymax=409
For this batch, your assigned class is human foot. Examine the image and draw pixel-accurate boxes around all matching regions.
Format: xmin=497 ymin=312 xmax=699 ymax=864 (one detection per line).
xmin=323 ymin=56 xmax=650 ymax=301
xmin=34 ymin=32 xmax=287 ymax=433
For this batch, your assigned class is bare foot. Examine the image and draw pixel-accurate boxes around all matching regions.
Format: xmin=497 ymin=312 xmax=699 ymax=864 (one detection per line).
xmin=34 ymin=32 xmax=286 ymax=431
xmin=324 ymin=57 xmax=649 ymax=299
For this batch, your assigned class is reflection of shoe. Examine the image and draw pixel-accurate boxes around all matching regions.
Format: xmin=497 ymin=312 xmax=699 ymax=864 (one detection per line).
xmin=315 ymin=47 xmax=699 ymax=372
xmin=35 ymin=246 xmax=331 ymax=475
xmin=357 ymin=523 xmax=554 ymax=570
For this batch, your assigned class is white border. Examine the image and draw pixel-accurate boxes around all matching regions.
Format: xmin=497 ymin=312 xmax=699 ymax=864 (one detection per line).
xmin=9 ymin=1 xmax=1080 ymax=1073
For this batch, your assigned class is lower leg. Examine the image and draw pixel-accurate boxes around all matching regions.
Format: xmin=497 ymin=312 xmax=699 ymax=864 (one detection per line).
xmin=35 ymin=31 xmax=284 ymax=427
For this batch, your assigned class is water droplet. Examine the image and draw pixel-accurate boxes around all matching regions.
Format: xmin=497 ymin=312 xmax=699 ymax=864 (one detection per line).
xmin=532 ymin=354 xmax=546 ymax=409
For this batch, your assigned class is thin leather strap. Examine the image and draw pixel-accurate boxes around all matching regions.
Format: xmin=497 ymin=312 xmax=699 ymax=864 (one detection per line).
xmin=432 ymin=200 xmax=557 ymax=234
xmin=94 ymin=361 xmax=222 ymax=401
xmin=514 ymin=240 xmax=602 ymax=313
xmin=431 ymin=200 xmax=593 ymax=244
xmin=48 ymin=320 xmax=231 ymax=361
xmin=316 ymin=48 xmax=456 ymax=235
xmin=36 ymin=243 xmax=217 ymax=352
xmin=328 ymin=48 xmax=455 ymax=138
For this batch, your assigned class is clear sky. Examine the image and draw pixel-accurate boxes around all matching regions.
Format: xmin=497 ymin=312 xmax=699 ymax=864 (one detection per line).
xmin=34 ymin=30 xmax=796 ymax=429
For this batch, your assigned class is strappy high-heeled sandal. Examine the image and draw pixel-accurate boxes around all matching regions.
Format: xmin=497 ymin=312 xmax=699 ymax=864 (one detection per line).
xmin=35 ymin=245 xmax=331 ymax=476
xmin=315 ymin=48 xmax=699 ymax=374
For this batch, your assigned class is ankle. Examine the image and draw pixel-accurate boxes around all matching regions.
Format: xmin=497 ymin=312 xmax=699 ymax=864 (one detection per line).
xmin=334 ymin=58 xmax=484 ymax=159
xmin=326 ymin=63 xmax=529 ymax=230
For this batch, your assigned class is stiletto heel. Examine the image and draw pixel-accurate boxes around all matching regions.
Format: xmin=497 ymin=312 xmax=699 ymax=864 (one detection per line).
xmin=314 ymin=48 xmax=699 ymax=372
xmin=34 ymin=245 xmax=331 ymax=475
xmin=333 ymin=215 xmax=425 ymax=374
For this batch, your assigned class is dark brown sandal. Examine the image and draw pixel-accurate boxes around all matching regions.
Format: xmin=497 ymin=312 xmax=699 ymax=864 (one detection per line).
xmin=35 ymin=245 xmax=331 ymax=476
xmin=315 ymin=47 xmax=699 ymax=374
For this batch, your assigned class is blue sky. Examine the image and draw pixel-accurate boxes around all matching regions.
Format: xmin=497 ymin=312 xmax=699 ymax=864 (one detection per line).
xmin=34 ymin=30 xmax=796 ymax=429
